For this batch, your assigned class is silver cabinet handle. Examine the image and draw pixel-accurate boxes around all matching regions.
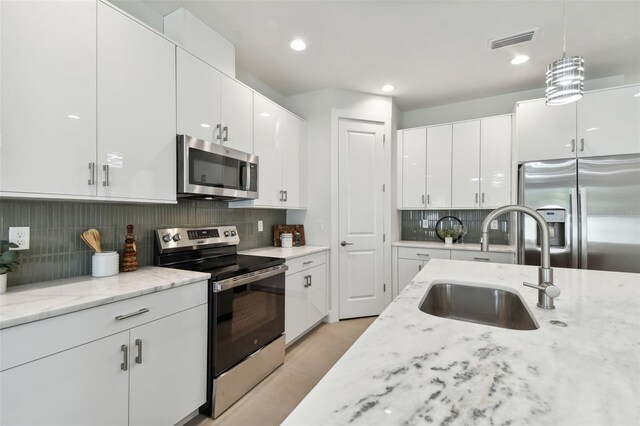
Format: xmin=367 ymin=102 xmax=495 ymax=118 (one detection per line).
xmin=304 ymin=275 xmax=311 ymax=288
xmin=115 ymin=308 xmax=149 ymax=321
xmin=475 ymin=193 xmax=479 ymax=203
xmin=473 ymin=257 xmax=491 ymax=262
xmin=421 ymin=194 xmax=425 ymax=205
xmin=283 ymin=190 xmax=288 ymax=202
xmin=216 ymin=124 xmax=222 ymax=141
xmin=427 ymin=194 xmax=430 ymax=205
xmin=482 ymin=192 xmax=485 ymax=204
xmin=416 ymin=253 xmax=430 ymax=257
xmin=302 ymin=260 xmax=314 ymax=265
xmin=341 ymin=241 xmax=354 ymax=246
xmin=135 ymin=338 xmax=143 ymax=364
xmin=279 ymin=190 xmax=283 ymax=201
xmin=570 ymin=139 xmax=576 ymax=152
xmin=102 ymin=165 xmax=110 ymax=187
xmin=308 ymin=275 xmax=312 ymax=287
xmin=88 ymin=162 xmax=96 ymax=185
xmin=121 ymin=344 xmax=128 ymax=371
xmin=223 ymin=126 xmax=229 ymax=142
xmin=580 ymin=138 xmax=585 ymax=152
xmin=418 ymin=264 xmax=422 ymax=271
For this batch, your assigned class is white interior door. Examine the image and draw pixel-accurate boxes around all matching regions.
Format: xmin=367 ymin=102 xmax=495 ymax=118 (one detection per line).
xmin=339 ymin=119 xmax=385 ymax=319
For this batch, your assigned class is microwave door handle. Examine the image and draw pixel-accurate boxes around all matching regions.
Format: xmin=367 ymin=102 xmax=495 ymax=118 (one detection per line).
xmin=239 ymin=163 xmax=249 ymax=190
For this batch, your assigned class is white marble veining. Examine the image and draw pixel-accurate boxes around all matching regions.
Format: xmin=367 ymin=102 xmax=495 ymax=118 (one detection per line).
xmin=239 ymin=245 xmax=330 ymax=260
xmin=284 ymin=259 xmax=640 ymax=426
xmin=393 ymin=240 xmax=515 ymax=253
xmin=0 ymin=267 xmax=210 ymax=329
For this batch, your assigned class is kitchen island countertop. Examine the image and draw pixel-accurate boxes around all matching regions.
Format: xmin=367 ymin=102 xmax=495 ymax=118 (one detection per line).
xmin=284 ymin=259 xmax=640 ymax=425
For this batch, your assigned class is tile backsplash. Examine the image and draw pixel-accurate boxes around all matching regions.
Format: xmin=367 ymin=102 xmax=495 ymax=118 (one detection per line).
xmin=401 ymin=209 xmax=512 ymax=245
xmin=1 ymin=199 xmax=285 ymax=287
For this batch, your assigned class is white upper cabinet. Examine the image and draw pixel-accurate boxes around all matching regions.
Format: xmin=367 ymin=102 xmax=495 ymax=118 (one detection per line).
xmin=401 ymin=128 xmax=427 ymax=208
xmin=220 ymin=74 xmax=254 ymax=154
xmin=480 ymin=115 xmax=512 ymax=208
xmin=281 ymin=112 xmax=306 ymax=208
xmin=425 ymin=125 xmax=452 ymax=208
xmin=577 ymin=85 xmax=640 ymax=157
xmin=97 ymin=2 xmax=176 ymax=202
xmin=176 ymin=48 xmax=222 ymax=143
xmin=517 ymin=85 xmax=639 ymax=162
xmin=0 ymin=0 xmax=97 ymax=197
xmin=176 ymin=48 xmax=253 ymax=154
xmin=452 ymin=120 xmax=481 ymax=208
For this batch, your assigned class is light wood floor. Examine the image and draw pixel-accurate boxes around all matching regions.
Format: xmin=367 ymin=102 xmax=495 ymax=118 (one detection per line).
xmin=186 ymin=316 xmax=376 ymax=426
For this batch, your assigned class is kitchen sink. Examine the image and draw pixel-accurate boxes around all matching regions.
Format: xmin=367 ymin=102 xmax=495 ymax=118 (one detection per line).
xmin=419 ymin=282 xmax=539 ymax=330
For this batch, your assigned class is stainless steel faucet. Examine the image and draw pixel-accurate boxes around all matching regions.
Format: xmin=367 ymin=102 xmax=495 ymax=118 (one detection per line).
xmin=481 ymin=205 xmax=561 ymax=309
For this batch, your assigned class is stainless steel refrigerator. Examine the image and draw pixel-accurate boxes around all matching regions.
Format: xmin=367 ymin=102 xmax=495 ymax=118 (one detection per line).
xmin=518 ymin=153 xmax=640 ymax=273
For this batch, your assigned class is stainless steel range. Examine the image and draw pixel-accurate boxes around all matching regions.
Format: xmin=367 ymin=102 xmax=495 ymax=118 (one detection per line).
xmin=154 ymin=226 xmax=287 ymax=418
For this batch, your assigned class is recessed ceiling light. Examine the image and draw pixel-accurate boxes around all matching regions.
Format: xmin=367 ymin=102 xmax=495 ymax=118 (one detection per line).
xmin=511 ymin=55 xmax=530 ymax=65
xmin=381 ymin=84 xmax=395 ymax=92
xmin=289 ymin=39 xmax=306 ymax=51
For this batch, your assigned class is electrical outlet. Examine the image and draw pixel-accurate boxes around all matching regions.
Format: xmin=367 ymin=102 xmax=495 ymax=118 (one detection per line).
xmin=9 ymin=226 xmax=30 ymax=250
xmin=258 ymin=220 xmax=264 ymax=232
xmin=421 ymin=220 xmax=429 ymax=229
xmin=491 ymin=220 xmax=499 ymax=230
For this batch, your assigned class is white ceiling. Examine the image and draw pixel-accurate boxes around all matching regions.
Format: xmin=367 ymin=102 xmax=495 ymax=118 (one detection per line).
xmin=142 ymin=0 xmax=640 ymax=111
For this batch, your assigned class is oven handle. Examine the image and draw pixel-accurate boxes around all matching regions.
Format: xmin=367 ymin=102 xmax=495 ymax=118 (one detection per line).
xmin=213 ymin=265 xmax=288 ymax=291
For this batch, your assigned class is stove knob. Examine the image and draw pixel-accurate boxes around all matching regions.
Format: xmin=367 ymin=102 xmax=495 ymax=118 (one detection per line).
xmin=230 ymin=230 xmax=237 ymax=237
xmin=162 ymin=234 xmax=172 ymax=243
xmin=224 ymin=231 xmax=231 ymax=237
xmin=172 ymin=233 xmax=182 ymax=242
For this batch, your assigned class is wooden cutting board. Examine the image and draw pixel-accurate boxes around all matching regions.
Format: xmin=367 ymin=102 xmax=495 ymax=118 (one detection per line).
xmin=273 ymin=224 xmax=306 ymax=247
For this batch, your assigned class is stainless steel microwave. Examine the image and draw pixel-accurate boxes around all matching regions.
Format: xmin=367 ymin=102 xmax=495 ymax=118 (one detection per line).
xmin=177 ymin=135 xmax=258 ymax=200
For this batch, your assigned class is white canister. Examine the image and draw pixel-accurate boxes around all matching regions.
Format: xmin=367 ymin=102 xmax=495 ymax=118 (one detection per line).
xmin=280 ymin=233 xmax=293 ymax=248
xmin=92 ymin=251 xmax=119 ymax=277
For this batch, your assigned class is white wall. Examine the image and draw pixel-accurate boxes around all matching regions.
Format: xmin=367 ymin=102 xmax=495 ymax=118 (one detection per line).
xmin=285 ymin=88 xmax=394 ymax=322
xmin=400 ymin=75 xmax=638 ymax=129
xmin=236 ymin=67 xmax=287 ymax=108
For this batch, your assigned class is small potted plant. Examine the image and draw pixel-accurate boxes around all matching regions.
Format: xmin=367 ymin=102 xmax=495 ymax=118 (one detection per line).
xmin=438 ymin=229 xmax=459 ymax=246
xmin=0 ymin=240 xmax=20 ymax=294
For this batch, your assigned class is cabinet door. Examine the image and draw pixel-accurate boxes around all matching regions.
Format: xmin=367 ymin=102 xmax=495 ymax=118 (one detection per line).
xmin=401 ymin=128 xmax=427 ymax=208
xmin=452 ymin=120 xmax=481 ymax=208
xmin=0 ymin=331 xmax=129 ymax=426
xmin=253 ymin=95 xmax=283 ymax=207
xmin=282 ymin=112 xmax=306 ymax=208
xmin=0 ymin=0 xmax=97 ymax=196
xmin=176 ymin=48 xmax=222 ymax=143
xmin=129 ymin=304 xmax=207 ymax=426
xmin=306 ymin=264 xmax=328 ymax=327
xmin=220 ymin=75 xmax=254 ymax=153
xmin=397 ymin=259 xmax=424 ymax=295
xmin=97 ymin=2 xmax=176 ymax=202
xmin=480 ymin=115 xmax=512 ymax=208
xmin=450 ymin=250 xmax=515 ymax=264
xmin=426 ymin=125 xmax=452 ymax=208
xmin=516 ymin=99 xmax=576 ymax=162
xmin=578 ymin=86 xmax=640 ymax=157
xmin=285 ymin=271 xmax=307 ymax=345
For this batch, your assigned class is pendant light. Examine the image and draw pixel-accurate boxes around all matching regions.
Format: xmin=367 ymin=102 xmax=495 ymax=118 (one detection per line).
xmin=545 ymin=2 xmax=584 ymax=106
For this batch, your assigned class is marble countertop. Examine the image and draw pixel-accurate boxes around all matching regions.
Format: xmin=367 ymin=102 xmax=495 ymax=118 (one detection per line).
xmin=284 ymin=259 xmax=640 ymax=425
xmin=0 ymin=267 xmax=210 ymax=329
xmin=393 ymin=240 xmax=515 ymax=253
xmin=239 ymin=245 xmax=330 ymax=260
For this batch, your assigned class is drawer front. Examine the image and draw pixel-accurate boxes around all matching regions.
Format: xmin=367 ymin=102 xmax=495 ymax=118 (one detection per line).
xmin=285 ymin=251 xmax=328 ymax=276
xmin=0 ymin=280 xmax=208 ymax=372
xmin=397 ymin=247 xmax=450 ymax=261
xmin=450 ymin=250 xmax=515 ymax=264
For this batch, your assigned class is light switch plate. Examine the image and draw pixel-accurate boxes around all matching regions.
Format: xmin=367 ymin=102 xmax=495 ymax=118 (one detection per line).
xmin=421 ymin=220 xmax=429 ymax=228
xmin=257 ymin=220 xmax=263 ymax=232
xmin=9 ymin=226 xmax=30 ymax=250
xmin=317 ymin=220 xmax=324 ymax=231
xmin=491 ymin=220 xmax=499 ymax=230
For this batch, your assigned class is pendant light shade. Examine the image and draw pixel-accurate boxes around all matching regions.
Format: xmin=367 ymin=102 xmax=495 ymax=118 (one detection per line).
xmin=545 ymin=55 xmax=584 ymax=105
xmin=545 ymin=2 xmax=584 ymax=106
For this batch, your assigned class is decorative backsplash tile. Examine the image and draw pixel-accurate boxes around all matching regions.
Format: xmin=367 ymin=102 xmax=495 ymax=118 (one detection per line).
xmin=0 ymin=199 xmax=285 ymax=287
xmin=401 ymin=209 xmax=512 ymax=245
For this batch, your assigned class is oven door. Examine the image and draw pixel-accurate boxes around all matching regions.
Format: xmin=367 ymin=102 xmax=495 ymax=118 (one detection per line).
xmin=177 ymin=134 xmax=258 ymax=199
xmin=212 ymin=266 xmax=286 ymax=376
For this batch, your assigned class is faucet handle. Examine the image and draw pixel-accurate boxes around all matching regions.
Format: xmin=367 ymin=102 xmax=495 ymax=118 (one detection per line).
xmin=523 ymin=281 xmax=561 ymax=298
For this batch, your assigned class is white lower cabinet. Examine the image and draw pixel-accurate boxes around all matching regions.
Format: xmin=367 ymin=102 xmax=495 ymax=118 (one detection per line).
xmin=0 ymin=283 xmax=208 ymax=426
xmin=450 ymin=250 xmax=515 ymax=264
xmin=397 ymin=258 xmax=426 ymax=294
xmin=285 ymin=252 xmax=328 ymax=345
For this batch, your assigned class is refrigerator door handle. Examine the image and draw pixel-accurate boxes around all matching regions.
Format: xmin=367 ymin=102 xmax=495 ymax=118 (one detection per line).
xmin=570 ymin=188 xmax=580 ymax=269
xmin=579 ymin=187 xmax=588 ymax=269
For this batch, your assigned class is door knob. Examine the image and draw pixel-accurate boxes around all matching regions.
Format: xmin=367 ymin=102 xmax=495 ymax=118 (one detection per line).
xmin=341 ymin=241 xmax=354 ymax=246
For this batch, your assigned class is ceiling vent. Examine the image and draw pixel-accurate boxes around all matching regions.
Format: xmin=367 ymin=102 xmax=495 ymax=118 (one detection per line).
xmin=489 ymin=29 xmax=537 ymax=50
